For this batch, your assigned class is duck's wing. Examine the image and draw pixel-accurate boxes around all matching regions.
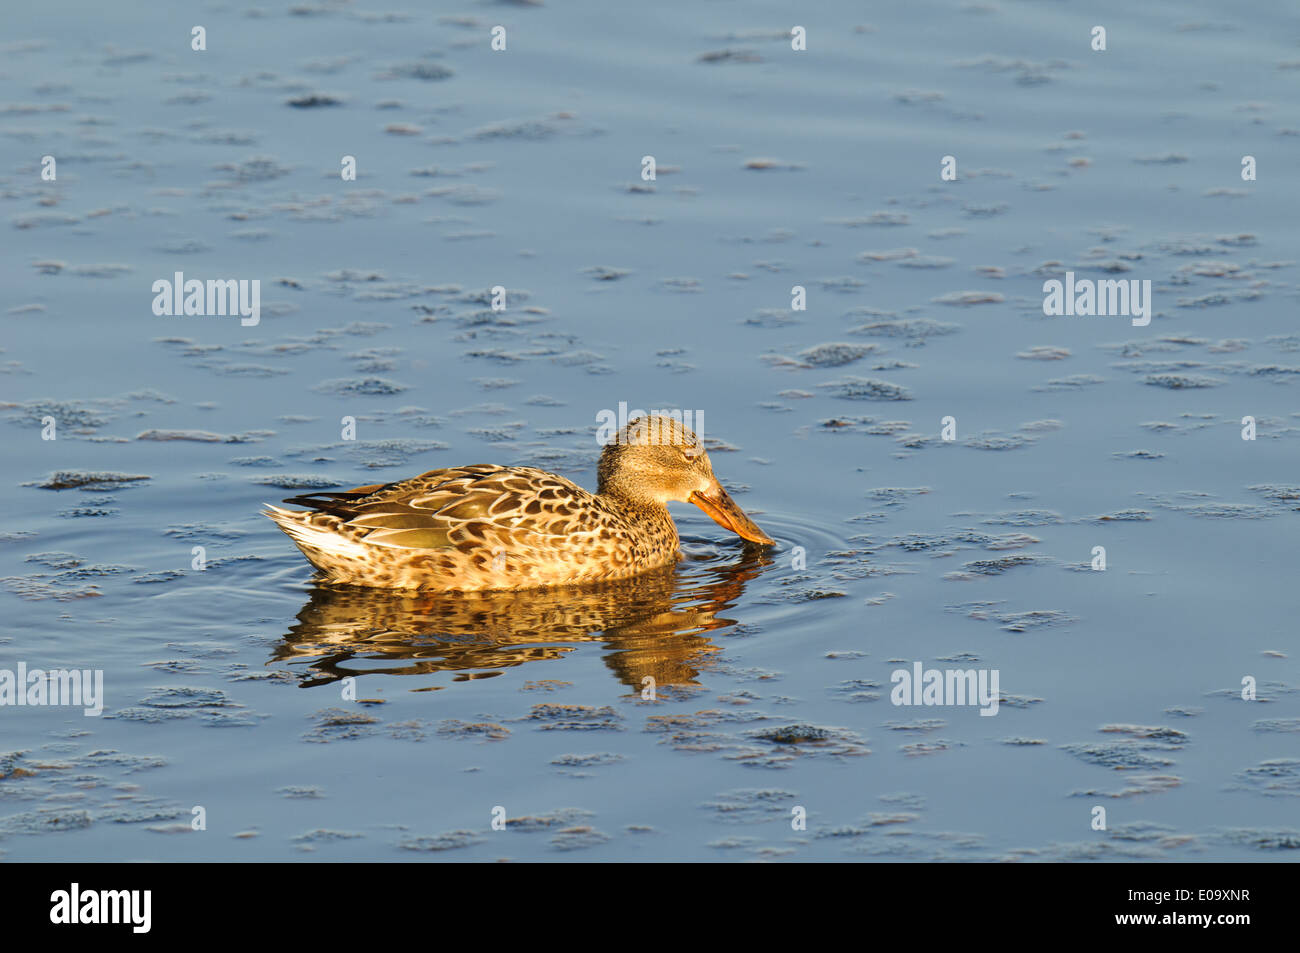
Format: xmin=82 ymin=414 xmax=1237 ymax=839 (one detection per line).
xmin=282 ymin=465 xmax=608 ymax=550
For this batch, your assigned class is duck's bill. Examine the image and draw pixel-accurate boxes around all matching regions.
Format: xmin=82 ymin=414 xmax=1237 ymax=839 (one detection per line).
xmin=690 ymin=487 xmax=775 ymax=546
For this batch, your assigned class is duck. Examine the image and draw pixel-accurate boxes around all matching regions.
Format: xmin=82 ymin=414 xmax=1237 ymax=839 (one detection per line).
xmin=265 ymin=414 xmax=774 ymax=591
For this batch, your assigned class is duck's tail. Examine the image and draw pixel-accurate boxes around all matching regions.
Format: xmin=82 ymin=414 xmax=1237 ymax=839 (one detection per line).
xmin=264 ymin=504 xmax=371 ymax=579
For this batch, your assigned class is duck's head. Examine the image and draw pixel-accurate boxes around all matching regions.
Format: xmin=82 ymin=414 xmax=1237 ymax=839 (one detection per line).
xmin=596 ymin=415 xmax=775 ymax=545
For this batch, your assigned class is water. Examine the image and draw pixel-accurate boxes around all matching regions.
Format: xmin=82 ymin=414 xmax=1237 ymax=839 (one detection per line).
xmin=2 ymin=0 xmax=1298 ymax=860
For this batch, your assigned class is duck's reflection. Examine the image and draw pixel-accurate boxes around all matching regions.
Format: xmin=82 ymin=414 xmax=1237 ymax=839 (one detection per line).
xmin=271 ymin=546 xmax=771 ymax=691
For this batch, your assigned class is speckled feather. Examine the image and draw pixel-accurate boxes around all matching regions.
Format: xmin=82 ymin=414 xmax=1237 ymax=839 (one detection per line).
xmin=266 ymin=464 xmax=681 ymax=590
xmin=265 ymin=415 xmax=772 ymax=591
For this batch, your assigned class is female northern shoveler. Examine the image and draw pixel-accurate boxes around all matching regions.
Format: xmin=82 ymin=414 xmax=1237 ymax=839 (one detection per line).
xmin=265 ymin=415 xmax=773 ymax=590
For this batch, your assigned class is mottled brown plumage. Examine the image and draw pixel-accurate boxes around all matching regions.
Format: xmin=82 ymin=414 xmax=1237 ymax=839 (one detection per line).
xmin=265 ymin=415 xmax=773 ymax=590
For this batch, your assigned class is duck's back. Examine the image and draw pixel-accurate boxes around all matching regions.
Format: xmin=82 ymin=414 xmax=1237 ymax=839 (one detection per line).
xmin=265 ymin=465 xmax=681 ymax=590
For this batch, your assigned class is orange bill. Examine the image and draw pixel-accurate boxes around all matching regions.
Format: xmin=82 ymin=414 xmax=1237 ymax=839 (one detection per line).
xmin=689 ymin=485 xmax=775 ymax=545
